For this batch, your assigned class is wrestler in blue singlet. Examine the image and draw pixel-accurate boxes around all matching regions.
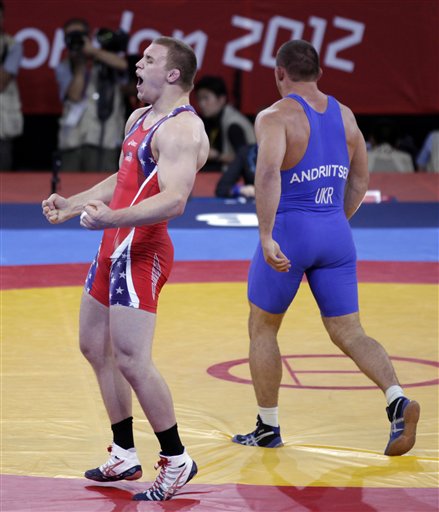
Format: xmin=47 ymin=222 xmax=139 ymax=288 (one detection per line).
xmin=248 ymin=93 xmax=358 ymax=317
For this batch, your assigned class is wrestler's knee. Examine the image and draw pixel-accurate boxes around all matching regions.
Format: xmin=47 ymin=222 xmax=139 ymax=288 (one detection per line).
xmin=113 ymin=350 xmax=135 ymax=378
xmin=113 ymin=345 xmax=152 ymax=386
xmin=248 ymin=302 xmax=284 ymax=339
xmin=323 ymin=313 xmax=364 ymax=350
xmin=79 ymin=292 xmax=110 ymax=365
xmin=79 ymin=335 xmax=110 ymax=367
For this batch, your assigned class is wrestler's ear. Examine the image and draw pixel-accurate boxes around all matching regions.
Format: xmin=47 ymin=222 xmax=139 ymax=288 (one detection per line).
xmin=275 ymin=66 xmax=285 ymax=82
xmin=167 ymin=68 xmax=181 ymax=84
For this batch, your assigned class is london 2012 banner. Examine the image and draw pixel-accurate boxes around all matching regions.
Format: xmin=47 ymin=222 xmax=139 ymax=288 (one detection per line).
xmin=5 ymin=0 xmax=439 ymax=115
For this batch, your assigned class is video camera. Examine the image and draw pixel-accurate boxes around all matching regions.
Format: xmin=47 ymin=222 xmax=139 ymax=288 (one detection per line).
xmin=65 ymin=28 xmax=128 ymax=53
xmin=96 ymin=28 xmax=129 ymax=53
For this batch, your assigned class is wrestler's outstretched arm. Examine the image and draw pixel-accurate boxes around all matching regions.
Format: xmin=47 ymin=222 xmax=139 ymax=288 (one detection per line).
xmin=41 ymin=173 xmax=118 ymax=224
xmin=42 ymin=107 xmax=148 ymax=225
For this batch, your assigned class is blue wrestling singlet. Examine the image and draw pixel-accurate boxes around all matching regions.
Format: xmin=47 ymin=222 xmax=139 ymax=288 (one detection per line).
xmin=248 ymin=94 xmax=358 ymax=317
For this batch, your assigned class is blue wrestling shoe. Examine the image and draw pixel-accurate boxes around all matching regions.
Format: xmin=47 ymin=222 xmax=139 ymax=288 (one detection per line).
xmin=84 ymin=443 xmax=142 ymax=482
xmin=384 ymin=397 xmax=420 ymax=456
xmin=133 ymin=450 xmax=197 ymax=501
xmin=232 ymin=415 xmax=283 ymax=448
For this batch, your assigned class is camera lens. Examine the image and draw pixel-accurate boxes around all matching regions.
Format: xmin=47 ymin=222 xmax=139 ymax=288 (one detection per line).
xmin=96 ymin=28 xmax=128 ymax=53
xmin=65 ymin=31 xmax=86 ymax=52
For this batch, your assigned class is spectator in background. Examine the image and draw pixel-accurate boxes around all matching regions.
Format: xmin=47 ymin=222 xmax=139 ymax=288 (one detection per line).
xmin=395 ymin=132 xmax=417 ymax=169
xmin=0 ymin=0 xmax=23 ymax=170
xmin=367 ymin=119 xmax=414 ymax=172
xmin=215 ymin=143 xmax=257 ymax=199
xmin=416 ymin=130 xmax=439 ymax=172
xmin=55 ymin=18 xmax=128 ymax=172
xmin=194 ymin=75 xmax=256 ymax=170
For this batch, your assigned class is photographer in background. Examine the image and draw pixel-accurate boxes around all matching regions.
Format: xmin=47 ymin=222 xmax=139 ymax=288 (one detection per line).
xmin=0 ymin=0 xmax=23 ymax=170
xmin=55 ymin=18 xmax=128 ymax=172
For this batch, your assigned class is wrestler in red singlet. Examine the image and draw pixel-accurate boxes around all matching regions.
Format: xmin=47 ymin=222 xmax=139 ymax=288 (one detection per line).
xmin=85 ymin=105 xmax=197 ymax=312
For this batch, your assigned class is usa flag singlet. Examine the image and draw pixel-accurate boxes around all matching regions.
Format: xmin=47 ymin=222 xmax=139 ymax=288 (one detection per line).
xmin=85 ymin=105 xmax=197 ymax=312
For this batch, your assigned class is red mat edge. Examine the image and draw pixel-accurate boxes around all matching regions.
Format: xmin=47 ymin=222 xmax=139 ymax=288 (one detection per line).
xmin=1 ymin=260 xmax=438 ymax=291
xmin=1 ymin=474 xmax=438 ymax=512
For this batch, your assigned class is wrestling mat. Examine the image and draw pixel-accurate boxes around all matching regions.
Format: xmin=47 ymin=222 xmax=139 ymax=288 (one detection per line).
xmin=1 ymin=198 xmax=438 ymax=511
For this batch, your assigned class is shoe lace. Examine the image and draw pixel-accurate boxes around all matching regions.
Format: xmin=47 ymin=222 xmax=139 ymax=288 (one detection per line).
xmin=151 ymin=456 xmax=170 ymax=491
xmin=99 ymin=445 xmax=120 ymax=472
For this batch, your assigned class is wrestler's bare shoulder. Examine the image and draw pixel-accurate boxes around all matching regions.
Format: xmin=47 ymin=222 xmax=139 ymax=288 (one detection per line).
xmin=158 ymin=109 xmax=207 ymax=142
xmin=337 ymin=101 xmax=359 ymax=138
xmin=256 ymin=98 xmax=303 ymax=126
xmin=153 ymin=109 xmax=209 ymax=165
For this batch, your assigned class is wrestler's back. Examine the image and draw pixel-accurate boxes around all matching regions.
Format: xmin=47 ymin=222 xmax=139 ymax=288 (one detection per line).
xmin=273 ymin=93 xmax=355 ymax=270
xmin=248 ymin=94 xmax=358 ymax=316
xmin=278 ymin=93 xmax=350 ymax=215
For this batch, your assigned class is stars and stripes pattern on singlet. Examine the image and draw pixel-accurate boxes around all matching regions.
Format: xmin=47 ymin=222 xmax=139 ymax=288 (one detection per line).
xmin=125 ymin=104 xmax=197 ymax=180
xmin=84 ymin=104 xmax=197 ymax=310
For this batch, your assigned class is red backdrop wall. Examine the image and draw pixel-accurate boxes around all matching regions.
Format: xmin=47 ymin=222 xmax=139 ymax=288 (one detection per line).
xmin=5 ymin=0 xmax=439 ymax=115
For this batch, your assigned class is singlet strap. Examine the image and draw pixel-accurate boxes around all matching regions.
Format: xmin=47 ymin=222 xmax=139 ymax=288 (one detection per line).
xmin=286 ymin=93 xmax=309 ymax=111
xmin=142 ymin=104 xmax=197 ymax=150
xmin=137 ymin=105 xmax=197 ymax=177
xmin=285 ymin=93 xmax=335 ymax=116
xmin=125 ymin=106 xmax=152 ymax=139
